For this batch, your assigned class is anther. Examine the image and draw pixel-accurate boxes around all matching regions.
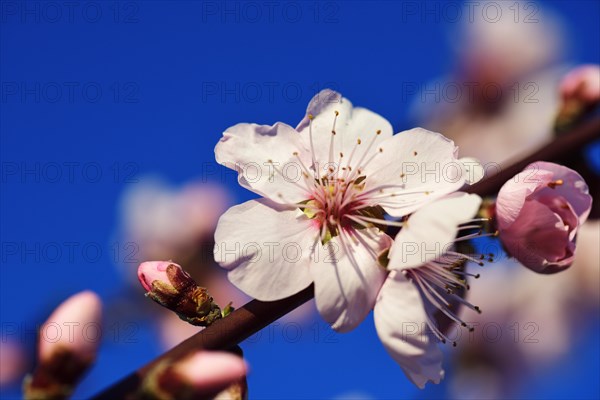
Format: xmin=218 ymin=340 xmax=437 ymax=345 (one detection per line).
xmin=548 ymin=179 xmax=564 ymax=189
xmin=413 ymin=151 xmax=418 ymax=156
xmin=308 ymin=114 xmax=314 ymax=120
xmin=376 ymin=130 xmax=381 ymax=135
xmin=379 ymin=147 xmax=383 ymax=153
xmin=357 ymin=138 xmax=362 ymax=145
xmin=334 ymin=110 xmax=339 ymax=116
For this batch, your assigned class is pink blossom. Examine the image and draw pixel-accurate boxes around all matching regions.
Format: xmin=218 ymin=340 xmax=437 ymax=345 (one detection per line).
xmin=496 ymin=162 xmax=592 ymax=273
xmin=137 ymin=261 xmax=173 ymax=292
xmin=38 ymin=291 xmax=103 ymax=363
xmin=172 ymin=351 xmax=248 ymax=394
xmin=0 ymin=340 xmax=28 ymax=387
xmin=560 ymin=65 xmax=600 ymax=104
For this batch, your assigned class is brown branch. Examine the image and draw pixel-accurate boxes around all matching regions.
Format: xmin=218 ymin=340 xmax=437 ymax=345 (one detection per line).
xmin=91 ymin=117 xmax=600 ymax=400
xmin=465 ymin=117 xmax=600 ymax=196
xmin=91 ymin=286 xmax=314 ymax=399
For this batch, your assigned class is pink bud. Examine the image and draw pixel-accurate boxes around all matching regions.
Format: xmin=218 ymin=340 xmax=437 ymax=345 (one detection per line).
xmin=38 ymin=291 xmax=103 ymax=363
xmin=173 ymin=351 xmax=248 ymax=394
xmin=496 ymin=162 xmax=592 ymax=273
xmin=559 ymin=65 xmax=600 ymax=104
xmin=137 ymin=261 xmax=173 ymax=292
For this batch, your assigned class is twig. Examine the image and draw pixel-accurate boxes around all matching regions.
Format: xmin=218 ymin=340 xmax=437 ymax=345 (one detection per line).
xmin=91 ymin=117 xmax=600 ymax=399
xmin=91 ymin=286 xmax=314 ymax=399
xmin=466 ymin=117 xmax=600 ymax=196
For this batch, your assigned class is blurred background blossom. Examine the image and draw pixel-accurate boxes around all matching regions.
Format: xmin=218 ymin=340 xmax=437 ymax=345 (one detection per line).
xmin=409 ymin=2 xmax=600 ymax=398
xmin=411 ymin=1 xmax=570 ymax=166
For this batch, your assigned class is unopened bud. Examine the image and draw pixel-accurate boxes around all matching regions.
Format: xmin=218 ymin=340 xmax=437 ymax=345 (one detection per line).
xmin=138 ymin=261 xmax=223 ymax=326
xmin=555 ymin=65 xmax=600 ymax=133
xmin=24 ymin=291 xmax=103 ymax=400
xmin=140 ymin=350 xmax=248 ymax=400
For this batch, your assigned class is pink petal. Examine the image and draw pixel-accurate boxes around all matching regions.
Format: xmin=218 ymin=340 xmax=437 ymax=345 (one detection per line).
xmin=559 ymin=65 xmax=600 ymax=103
xmin=39 ymin=291 xmax=103 ymax=363
xmin=500 ymin=200 xmax=575 ymax=273
xmin=214 ymin=199 xmax=314 ymax=301
xmin=137 ymin=261 xmax=171 ymax=292
xmin=310 ymin=229 xmax=391 ymax=333
xmin=389 ymin=193 xmax=482 ymax=270
xmin=496 ymin=168 xmax=553 ymax=230
xmin=173 ymin=351 xmax=247 ymax=392
xmin=215 ymin=122 xmax=312 ymax=205
xmin=362 ymin=128 xmax=467 ymax=218
xmin=527 ymin=161 xmax=592 ymax=224
xmin=374 ymin=271 xmax=444 ymax=389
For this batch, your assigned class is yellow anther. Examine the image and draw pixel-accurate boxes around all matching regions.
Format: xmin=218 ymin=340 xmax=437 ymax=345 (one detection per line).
xmin=548 ymin=179 xmax=564 ymax=189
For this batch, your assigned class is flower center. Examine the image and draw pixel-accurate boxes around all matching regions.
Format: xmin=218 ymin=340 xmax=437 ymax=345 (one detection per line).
xmin=301 ymin=172 xmax=385 ymax=243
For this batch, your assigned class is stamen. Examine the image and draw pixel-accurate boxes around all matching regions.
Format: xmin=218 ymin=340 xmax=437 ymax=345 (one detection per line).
xmin=548 ymin=179 xmax=564 ymax=189
xmin=348 ymin=215 xmax=405 ymax=228
xmin=308 ymin=114 xmax=317 ymax=168
xmin=328 ymin=111 xmax=339 ymax=167
xmin=266 ymin=160 xmax=312 ymax=196
xmin=346 ymin=130 xmax=381 ymax=182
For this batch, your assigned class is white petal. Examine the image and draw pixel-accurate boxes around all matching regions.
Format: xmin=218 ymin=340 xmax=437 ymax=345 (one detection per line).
xmin=214 ymin=199 xmax=315 ymax=301
xmin=296 ymin=90 xmax=393 ymax=171
xmin=374 ymin=271 xmax=444 ymax=389
xmin=362 ymin=128 xmax=466 ymax=217
xmin=215 ymin=122 xmax=312 ymax=205
xmin=310 ymin=229 xmax=391 ymax=333
xmin=459 ymin=157 xmax=485 ymax=184
xmin=389 ymin=193 xmax=482 ymax=270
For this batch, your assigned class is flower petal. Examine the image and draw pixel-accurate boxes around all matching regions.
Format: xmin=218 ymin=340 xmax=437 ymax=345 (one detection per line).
xmin=374 ymin=271 xmax=444 ymax=389
xmin=214 ymin=199 xmax=316 ymax=301
xmin=362 ymin=128 xmax=468 ymax=218
xmin=459 ymin=157 xmax=485 ymax=184
xmin=501 ymin=199 xmax=576 ymax=273
xmin=215 ymin=122 xmax=312 ymax=205
xmin=310 ymin=229 xmax=391 ymax=333
xmin=296 ymin=90 xmax=393 ymax=171
xmin=526 ymin=161 xmax=592 ymax=224
xmin=389 ymin=193 xmax=482 ymax=270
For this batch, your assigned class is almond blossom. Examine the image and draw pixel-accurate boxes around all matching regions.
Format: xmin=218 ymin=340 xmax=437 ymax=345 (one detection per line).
xmin=214 ymin=89 xmax=478 ymax=334
xmin=495 ymin=162 xmax=592 ymax=273
xmin=376 ymin=192 xmax=485 ymax=388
